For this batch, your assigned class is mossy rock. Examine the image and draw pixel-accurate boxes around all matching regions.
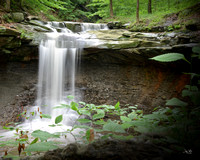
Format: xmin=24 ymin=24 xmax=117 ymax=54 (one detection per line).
xmin=0 ymin=26 xmax=21 ymax=36
xmin=106 ymin=40 xmax=140 ymax=49
xmin=65 ymin=22 xmax=82 ymax=32
xmin=0 ymin=37 xmax=14 ymax=48
xmin=11 ymin=12 xmax=25 ymax=23
xmin=4 ymin=38 xmax=21 ymax=49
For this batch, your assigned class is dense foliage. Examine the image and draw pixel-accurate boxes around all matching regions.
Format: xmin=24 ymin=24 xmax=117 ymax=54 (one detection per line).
xmin=1 ymin=0 xmax=200 ymax=22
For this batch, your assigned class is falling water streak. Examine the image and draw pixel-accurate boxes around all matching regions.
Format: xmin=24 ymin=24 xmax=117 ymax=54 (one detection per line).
xmin=34 ymin=22 xmax=109 ymax=122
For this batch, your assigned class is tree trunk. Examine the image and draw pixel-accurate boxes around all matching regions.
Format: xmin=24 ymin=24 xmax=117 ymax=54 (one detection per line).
xmin=5 ymin=0 xmax=10 ymax=12
xmin=168 ymin=0 xmax=170 ymax=9
xmin=148 ymin=0 xmax=152 ymax=14
xmin=110 ymin=0 xmax=114 ymax=17
xmin=136 ymin=0 xmax=139 ymax=23
xmin=20 ymin=0 xmax=24 ymax=10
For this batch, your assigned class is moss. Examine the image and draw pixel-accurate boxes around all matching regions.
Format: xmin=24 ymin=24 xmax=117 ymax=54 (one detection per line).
xmin=106 ymin=41 xmax=140 ymax=49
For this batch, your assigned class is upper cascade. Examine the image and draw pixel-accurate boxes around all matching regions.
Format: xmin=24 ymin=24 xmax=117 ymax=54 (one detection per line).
xmin=43 ymin=21 xmax=108 ymax=33
xmin=81 ymin=23 xmax=108 ymax=32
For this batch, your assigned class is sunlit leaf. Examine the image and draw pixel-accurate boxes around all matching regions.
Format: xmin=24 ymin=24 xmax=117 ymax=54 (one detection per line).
xmin=79 ymin=109 xmax=91 ymax=116
xmin=30 ymin=138 xmax=39 ymax=145
xmin=3 ymin=126 xmax=15 ymax=131
xmin=93 ymin=109 xmax=105 ymax=120
xmin=67 ymin=95 xmax=74 ymax=99
xmin=150 ymin=53 xmax=185 ymax=62
xmin=40 ymin=114 xmax=51 ymax=119
xmin=120 ymin=116 xmax=131 ymax=122
xmin=93 ymin=119 xmax=106 ymax=125
xmin=31 ymin=130 xmax=60 ymax=142
xmin=49 ymin=124 xmax=56 ymax=127
xmin=55 ymin=115 xmax=63 ymax=124
xmin=71 ymin=102 xmax=79 ymax=111
xmin=77 ymin=119 xmax=92 ymax=123
xmin=114 ymin=102 xmax=120 ymax=110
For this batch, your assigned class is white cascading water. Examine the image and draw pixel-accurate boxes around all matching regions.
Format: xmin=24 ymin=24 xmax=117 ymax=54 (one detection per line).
xmin=0 ymin=22 xmax=108 ymax=151
xmin=35 ymin=22 xmax=108 ymax=122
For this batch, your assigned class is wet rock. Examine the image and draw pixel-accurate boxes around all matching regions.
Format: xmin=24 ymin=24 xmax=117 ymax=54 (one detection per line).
xmin=26 ymin=15 xmax=40 ymax=21
xmin=107 ymin=21 xmax=123 ymax=29
xmin=11 ymin=12 xmax=25 ymax=23
xmin=64 ymin=22 xmax=82 ymax=32
xmin=0 ymin=26 xmax=21 ymax=36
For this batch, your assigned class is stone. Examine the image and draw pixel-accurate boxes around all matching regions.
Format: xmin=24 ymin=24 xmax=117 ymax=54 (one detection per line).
xmin=64 ymin=22 xmax=82 ymax=32
xmin=0 ymin=26 xmax=21 ymax=36
xmin=26 ymin=15 xmax=40 ymax=21
xmin=107 ymin=21 xmax=122 ymax=29
xmin=11 ymin=12 xmax=25 ymax=23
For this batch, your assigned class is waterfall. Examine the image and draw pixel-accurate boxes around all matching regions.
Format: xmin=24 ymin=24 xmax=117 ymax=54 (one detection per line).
xmin=35 ymin=21 xmax=108 ymax=122
xmin=0 ymin=21 xmax=108 ymax=146
xmin=81 ymin=22 xmax=108 ymax=31
xmin=36 ymin=30 xmax=84 ymax=120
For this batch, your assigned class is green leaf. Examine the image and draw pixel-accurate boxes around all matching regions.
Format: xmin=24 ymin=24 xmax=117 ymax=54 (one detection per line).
xmin=67 ymin=95 xmax=74 ymax=100
xmin=93 ymin=109 xmax=105 ymax=120
xmin=114 ymin=102 xmax=120 ymax=110
xmin=121 ymin=122 xmax=133 ymax=129
xmin=25 ymin=141 xmax=59 ymax=152
xmin=77 ymin=119 xmax=92 ymax=123
xmin=40 ymin=114 xmax=51 ymax=119
xmin=3 ymin=155 xmax=20 ymax=160
xmin=150 ymin=53 xmax=185 ymax=62
xmin=31 ymin=130 xmax=60 ymax=142
xmin=166 ymin=98 xmax=188 ymax=107
xmin=79 ymin=101 xmax=86 ymax=105
xmin=30 ymin=138 xmax=39 ymax=145
xmin=79 ymin=109 xmax=91 ymax=116
xmin=55 ymin=115 xmax=63 ymax=124
xmin=71 ymin=102 xmax=79 ymax=111
xmin=192 ymin=46 xmax=200 ymax=54
xmin=112 ymin=134 xmax=134 ymax=140
xmin=53 ymin=104 xmax=70 ymax=109
xmin=103 ymin=121 xmax=125 ymax=133
xmin=120 ymin=116 xmax=131 ymax=122
xmin=49 ymin=124 xmax=56 ymax=127
xmin=128 ymin=111 xmax=138 ymax=120
xmin=93 ymin=120 xmax=106 ymax=125
xmin=3 ymin=126 xmax=15 ymax=131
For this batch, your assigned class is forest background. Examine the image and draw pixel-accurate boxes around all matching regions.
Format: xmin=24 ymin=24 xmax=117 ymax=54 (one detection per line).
xmin=0 ymin=0 xmax=200 ymax=24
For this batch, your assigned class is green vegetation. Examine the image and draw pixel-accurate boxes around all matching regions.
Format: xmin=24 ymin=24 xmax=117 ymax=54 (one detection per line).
xmin=0 ymin=0 xmax=200 ymax=24
xmin=1 ymin=47 xmax=200 ymax=158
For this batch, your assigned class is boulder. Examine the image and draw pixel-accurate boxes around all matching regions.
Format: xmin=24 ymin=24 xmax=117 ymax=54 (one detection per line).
xmin=0 ymin=26 xmax=21 ymax=36
xmin=107 ymin=21 xmax=123 ymax=29
xmin=64 ymin=22 xmax=82 ymax=32
xmin=11 ymin=12 xmax=25 ymax=23
xmin=26 ymin=15 xmax=40 ymax=21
